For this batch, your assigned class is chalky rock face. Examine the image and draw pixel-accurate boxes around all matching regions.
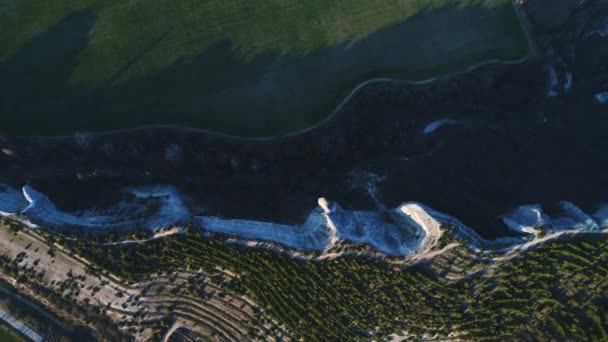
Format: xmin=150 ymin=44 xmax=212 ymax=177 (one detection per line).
xmin=0 ymin=184 xmax=28 ymax=215
xmin=319 ymin=198 xmax=435 ymax=256
xmin=1 ymin=184 xmax=606 ymax=256
xmin=592 ymin=204 xmax=608 ymax=229
xmin=195 ymin=211 xmax=330 ymax=252
xmin=551 ymin=201 xmax=600 ymax=231
xmin=195 ymin=199 xmax=442 ymax=256
xmin=322 ymin=200 xmax=415 ymax=256
xmin=502 ymin=205 xmax=550 ymax=234
xmin=20 ymin=185 xmax=141 ymax=231
xmin=17 ymin=185 xmax=190 ymax=232
xmin=501 ymin=203 xmax=606 ymax=235
xmin=398 ymin=202 xmax=444 ymax=251
xmin=125 ymin=186 xmax=191 ymax=230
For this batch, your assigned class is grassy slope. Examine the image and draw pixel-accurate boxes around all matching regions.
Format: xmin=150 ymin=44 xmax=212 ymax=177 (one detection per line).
xmin=0 ymin=0 xmax=515 ymax=80
xmin=63 ymin=231 xmax=608 ymax=340
xmin=0 ymin=323 xmax=25 ymax=342
xmin=0 ymin=0 xmax=527 ymax=136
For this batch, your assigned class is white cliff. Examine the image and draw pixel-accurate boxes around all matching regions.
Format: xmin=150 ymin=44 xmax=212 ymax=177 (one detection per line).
xmin=17 ymin=185 xmax=190 ymax=232
xmin=126 ymin=186 xmax=191 ymax=230
xmin=502 ymin=205 xmax=549 ymax=234
xmin=0 ymin=184 xmax=606 ymax=257
xmin=592 ymin=204 xmax=608 ymax=228
xmin=319 ymin=198 xmax=422 ymax=256
xmin=195 ymin=211 xmax=330 ymax=251
xmin=551 ymin=201 xmax=599 ymax=231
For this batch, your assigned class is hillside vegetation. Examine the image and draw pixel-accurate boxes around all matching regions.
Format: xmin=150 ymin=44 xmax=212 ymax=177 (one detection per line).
xmin=63 ymin=230 xmax=608 ymax=340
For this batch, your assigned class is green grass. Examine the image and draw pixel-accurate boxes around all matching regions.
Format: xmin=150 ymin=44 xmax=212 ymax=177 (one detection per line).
xmin=0 ymin=0 xmax=528 ymax=136
xmin=0 ymin=323 xmax=25 ymax=342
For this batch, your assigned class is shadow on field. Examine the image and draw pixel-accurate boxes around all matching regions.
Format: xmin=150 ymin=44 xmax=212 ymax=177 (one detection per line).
xmin=0 ymin=9 xmax=97 ymax=133
xmin=0 ymin=3 xmax=526 ymax=136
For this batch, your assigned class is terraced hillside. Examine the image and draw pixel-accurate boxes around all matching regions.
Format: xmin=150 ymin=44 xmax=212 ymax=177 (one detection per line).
xmin=0 ymin=0 xmax=528 ymax=136
xmin=0 ymin=216 xmax=607 ymax=340
xmin=62 ymin=229 xmax=608 ymax=341
xmin=0 ymin=220 xmax=290 ymax=340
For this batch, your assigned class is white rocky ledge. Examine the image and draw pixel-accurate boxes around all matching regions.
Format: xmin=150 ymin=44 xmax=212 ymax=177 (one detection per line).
xmin=1 ymin=184 xmax=607 ymax=257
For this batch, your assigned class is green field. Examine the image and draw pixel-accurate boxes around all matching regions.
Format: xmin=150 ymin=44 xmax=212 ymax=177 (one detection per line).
xmin=0 ymin=323 xmax=25 ymax=342
xmin=0 ymin=0 xmax=528 ymax=136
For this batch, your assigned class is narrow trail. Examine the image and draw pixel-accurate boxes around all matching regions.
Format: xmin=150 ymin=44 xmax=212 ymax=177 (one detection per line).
xmin=161 ymin=322 xmax=194 ymax=342
xmin=97 ymin=227 xmax=184 ymax=247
